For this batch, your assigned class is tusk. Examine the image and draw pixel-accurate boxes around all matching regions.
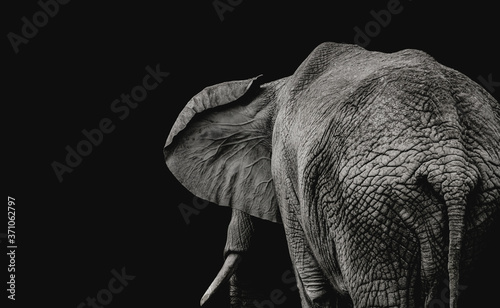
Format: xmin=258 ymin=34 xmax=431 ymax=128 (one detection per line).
xmin=200 ymin=253 xmax=242 ymax=306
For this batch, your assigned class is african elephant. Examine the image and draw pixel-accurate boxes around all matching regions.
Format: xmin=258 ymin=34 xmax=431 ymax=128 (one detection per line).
xmin=164 ymin=42 xmax=500 ymax=307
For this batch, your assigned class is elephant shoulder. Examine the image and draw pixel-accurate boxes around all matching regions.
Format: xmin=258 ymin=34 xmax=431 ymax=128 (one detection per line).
xmin=287 ymin=42 xmax=441 ymax=99
xmin=288 ymin=42 xmax=365 ymax=96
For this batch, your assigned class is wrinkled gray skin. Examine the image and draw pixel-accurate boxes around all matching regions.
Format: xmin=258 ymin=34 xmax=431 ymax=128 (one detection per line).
xmin=164 ymin=43 xmax=500 ymax=307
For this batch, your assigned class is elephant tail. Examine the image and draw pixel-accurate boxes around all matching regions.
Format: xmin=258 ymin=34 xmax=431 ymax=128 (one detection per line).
xmin=424 ymin=159 xmax=477 ymax=307
xmin=444 ymin=183 xmax=468 ymax=308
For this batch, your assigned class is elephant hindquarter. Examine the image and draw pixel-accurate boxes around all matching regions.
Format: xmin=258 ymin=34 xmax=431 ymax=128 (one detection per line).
xmin=298 ymin=66 xmax=500 ymax=307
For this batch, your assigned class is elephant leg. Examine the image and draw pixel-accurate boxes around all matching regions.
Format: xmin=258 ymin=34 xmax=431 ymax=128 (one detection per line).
xmin=281 ymin=178 xmax=334 ymax=307
xmin=286 ymin=218 xmax=332 ymax=307
xmin=333 ymin=200 xmax=422 ymax=308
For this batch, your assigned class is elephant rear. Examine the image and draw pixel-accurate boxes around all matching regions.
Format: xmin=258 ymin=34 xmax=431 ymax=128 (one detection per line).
xmin=292 ymin=45 xmax=500 ymax=307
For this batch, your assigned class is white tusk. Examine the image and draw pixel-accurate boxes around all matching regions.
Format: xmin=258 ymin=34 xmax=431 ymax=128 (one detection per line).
xmin=200 ymin=253 xmax=242 ymax=306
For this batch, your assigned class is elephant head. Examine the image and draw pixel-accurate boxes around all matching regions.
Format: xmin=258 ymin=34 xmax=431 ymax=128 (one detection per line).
xmin=164 ymin=74 xmax=290 ymax=305
xmin=164 ymin=42 xmax=500 ymax=307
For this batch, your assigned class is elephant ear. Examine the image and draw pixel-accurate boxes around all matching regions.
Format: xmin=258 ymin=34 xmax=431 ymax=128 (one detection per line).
xmin=164 ymin=76 xmax=280 ymax=223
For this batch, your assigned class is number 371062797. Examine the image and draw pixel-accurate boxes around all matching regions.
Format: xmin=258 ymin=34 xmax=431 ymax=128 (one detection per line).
xmin=8 ymin=196 xmax=16 ymax=244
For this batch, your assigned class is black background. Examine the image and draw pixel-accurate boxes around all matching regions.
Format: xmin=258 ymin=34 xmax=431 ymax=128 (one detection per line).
xmin=4 ymin=0 xmax=499 ymax=307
